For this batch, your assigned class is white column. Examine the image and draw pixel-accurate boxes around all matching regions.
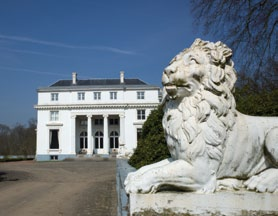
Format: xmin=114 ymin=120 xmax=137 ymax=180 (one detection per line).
xmin=87 ymin=115 xmax=92 ymax=155
xmin=71 ymin=115 xmax=76 ymax=154
xmin=103 ymin=114 xmax=109 ymax=154
xmin=119 ymin=114 xmax=125 ymax=146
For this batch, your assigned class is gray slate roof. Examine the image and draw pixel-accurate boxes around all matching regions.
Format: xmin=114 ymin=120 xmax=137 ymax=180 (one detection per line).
xmin=50 ymin=78 xmax=146 ymax=87
xmin=37 ymin=78 xmax=160 ymax=92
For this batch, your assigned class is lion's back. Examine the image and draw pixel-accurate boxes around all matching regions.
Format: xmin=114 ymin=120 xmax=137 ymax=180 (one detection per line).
xmin=217 ymin=112 xmax=278 ymax=178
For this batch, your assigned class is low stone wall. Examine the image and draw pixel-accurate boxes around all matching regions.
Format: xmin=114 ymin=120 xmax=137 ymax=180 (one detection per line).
xmin=116 ymin=159 xmax=136 ymax=216
xmin=116 ymin=159 xmax=278 ymax=216
xmin=0 ymin=155 xmax=35 ymax=161
xmin=0 ymin=155 xmax=35 ymax=159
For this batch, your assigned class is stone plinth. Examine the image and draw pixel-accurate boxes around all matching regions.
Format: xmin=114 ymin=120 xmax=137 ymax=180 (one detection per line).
xmin=130 ymin=191 xmax=278 ymax=216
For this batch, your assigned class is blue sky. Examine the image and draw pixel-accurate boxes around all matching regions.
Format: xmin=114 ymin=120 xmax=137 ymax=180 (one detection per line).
xmin=0 ymin=0 xmax=213 ymax=126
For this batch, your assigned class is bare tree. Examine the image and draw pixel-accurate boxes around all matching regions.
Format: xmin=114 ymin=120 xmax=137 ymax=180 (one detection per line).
xmin=190 ymin=0 xmax=277 ymax=78
xmin=0 ymin=124 xmax=11 ymax=155
xmin=0 ymin=119 xmax=36 ymax=156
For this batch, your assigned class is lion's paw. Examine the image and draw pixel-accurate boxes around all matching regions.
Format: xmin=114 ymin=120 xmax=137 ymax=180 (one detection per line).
xmin=124 ymin=171 xmax=136 ymax=186
xmin=217 ymin=178 xmax=243 ymax=191
xmin=124 ymin=165 xmax=154 ymax=187
xmin=124 ymin=171 xmax=158 ymax=194
xmin=125 ymin=176 xmax=157 ymax=194
xmin=244 ymin=168 xmax=278 ymax=193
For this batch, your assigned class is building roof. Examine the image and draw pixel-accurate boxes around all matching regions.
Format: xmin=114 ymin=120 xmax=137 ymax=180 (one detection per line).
xmin=38 ymin=78 xmax=160 ymax=92
xmin=50 ymin=78 xmax=146 ymax=87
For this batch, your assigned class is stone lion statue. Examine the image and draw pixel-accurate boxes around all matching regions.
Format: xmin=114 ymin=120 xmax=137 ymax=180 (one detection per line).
xmin=125 ymin=39 xmax=278 ymax=194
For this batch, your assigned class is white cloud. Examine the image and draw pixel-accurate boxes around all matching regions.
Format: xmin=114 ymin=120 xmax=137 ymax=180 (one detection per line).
xmin=0 ymin=65 xmax=69 ymax=77
xmin=0 ymin=47 xmax=68 ymax=58
xmin=0 ymin=34 xmax=136 ymax=55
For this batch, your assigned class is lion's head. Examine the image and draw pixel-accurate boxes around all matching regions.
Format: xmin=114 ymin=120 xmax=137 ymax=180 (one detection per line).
xmin=162 ymin=38 xmax=236 ymax=100
xmin=162 ymin=39 xmax=238 ymax=164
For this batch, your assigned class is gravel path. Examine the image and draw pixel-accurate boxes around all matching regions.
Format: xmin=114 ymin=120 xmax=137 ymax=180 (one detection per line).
xmin=0 ymin=158 xmax=117 ymax=216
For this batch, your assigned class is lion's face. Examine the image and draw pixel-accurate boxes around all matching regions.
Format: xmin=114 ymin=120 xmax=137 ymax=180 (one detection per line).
xmin=162 ymin=48 xmax=209 ymax=99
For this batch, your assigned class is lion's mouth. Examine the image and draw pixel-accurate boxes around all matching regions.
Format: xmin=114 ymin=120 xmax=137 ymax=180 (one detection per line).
xmin=164 ymin=82 xmax=193 ymax=99
xmin=164 ymin=84 xmax=177 ymax=97
xmin=165 ymin=83 xmax=191 ymax=90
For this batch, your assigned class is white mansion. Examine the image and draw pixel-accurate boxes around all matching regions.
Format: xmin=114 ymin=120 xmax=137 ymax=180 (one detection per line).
xmin=35 ymin=72 xmax=160 ymax=161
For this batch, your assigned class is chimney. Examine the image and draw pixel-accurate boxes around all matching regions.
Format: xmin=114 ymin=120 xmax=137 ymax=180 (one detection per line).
xmin=120 ymin=71 xmax=125 ymax=84
xmin=72 ymin=72 xmax=77 ymax=85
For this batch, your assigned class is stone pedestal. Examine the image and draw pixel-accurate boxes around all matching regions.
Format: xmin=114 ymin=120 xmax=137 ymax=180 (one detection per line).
xmin=130 ymin=191 xmax=278 ymax=216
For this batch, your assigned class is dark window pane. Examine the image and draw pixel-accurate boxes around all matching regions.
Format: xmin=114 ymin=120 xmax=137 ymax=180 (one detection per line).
xmin=110 ymin=138 xmax=113 ymax=148
xmin=50 ymin=130 xmax=59 ymax=149
xmin=115 ymin=137 xmax=119 ymax=148
xmin=95 ymin=137 xmax=99 ymax=148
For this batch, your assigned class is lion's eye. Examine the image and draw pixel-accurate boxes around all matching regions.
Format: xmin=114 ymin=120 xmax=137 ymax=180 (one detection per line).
xmin=190 ymin=58 xmax=198 ymax=64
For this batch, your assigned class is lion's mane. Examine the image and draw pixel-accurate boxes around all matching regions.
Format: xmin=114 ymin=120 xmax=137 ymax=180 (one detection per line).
xmin=163 ymin=39 xmax=238 ymax=166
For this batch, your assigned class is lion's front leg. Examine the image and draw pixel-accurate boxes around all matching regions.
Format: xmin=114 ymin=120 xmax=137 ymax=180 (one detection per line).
xmin=124 ymin=159 xmax=172 ymax=186
xmin=124 ymin=159 xmax=172 ymax=193
xmin=125 ymin=159 xmax=216 ymax=194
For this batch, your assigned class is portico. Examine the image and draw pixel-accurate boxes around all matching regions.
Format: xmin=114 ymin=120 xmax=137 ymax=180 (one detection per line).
xmin=72 ymin=112 xmax=125 ymax=156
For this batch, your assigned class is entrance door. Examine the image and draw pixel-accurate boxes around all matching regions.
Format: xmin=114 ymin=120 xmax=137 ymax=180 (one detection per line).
xmin=94 ymin=131 xmax=104 ymax=154
xmin=80 ymin=131 xmax=88 ymax=150
xmin=110 ymin=131 xmax=119 ymax=153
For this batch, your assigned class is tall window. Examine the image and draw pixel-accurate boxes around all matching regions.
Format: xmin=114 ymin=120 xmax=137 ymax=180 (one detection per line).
xmin=50 ymin=111 xmax=59 ymax=121
xmin=95 ymin=118 xmax=103 ymax=125
xmin=50 ymin=129 xmax=59 ymax=149
xmin=80 ymin=120 xmax=87 ymax=126
xmin=80 ymin=131 xmax=88 ymax=149
xmin=110 ymin=131 xmax=119 ymax=149
xmin=109 ymin=118 xmax=119 ymax=125
xmin=94 ymin=92 xmax=101 ymax=100
xmin=51 ymin=93 xmax=58 ymax=101
xmin=110 ymin=92 xmax=117 ymax=100
xmin=137 ymin=109 xmax=146 ymax=120
xmin=78 ymin=92 xmax=85 ymax=100
xmin=137 ymin=91 xmax=145 ymax=99
xmin=95 ymin=131 xmax=103 ymax=149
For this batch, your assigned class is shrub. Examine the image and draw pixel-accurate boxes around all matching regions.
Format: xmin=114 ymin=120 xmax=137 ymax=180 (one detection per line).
xmin=128 ymin=105 xmax=170 ymax=169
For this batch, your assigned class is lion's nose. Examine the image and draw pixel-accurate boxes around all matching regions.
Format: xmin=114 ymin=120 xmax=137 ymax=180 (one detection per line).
xmin=164 ymin=67 xmax=175 ymax=76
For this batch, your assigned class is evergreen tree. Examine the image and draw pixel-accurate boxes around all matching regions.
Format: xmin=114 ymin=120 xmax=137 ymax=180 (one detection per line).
xmin=128 ymin=105 xmax=170 ymax=169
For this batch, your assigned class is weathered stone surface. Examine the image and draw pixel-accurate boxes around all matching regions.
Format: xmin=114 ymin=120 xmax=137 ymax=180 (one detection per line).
xmin=130 ymin=191 xmax=278 ymax=216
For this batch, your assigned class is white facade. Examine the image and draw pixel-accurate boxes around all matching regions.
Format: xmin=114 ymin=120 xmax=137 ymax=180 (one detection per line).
xmin=35 ymin=72 xmax=160 ymax=161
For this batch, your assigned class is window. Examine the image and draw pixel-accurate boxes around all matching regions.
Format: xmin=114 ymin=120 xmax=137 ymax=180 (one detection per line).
xmin=51 ymin=93 xmax=58 ymax=101
xmin=80 ymin=120 xmax=87 ymax=126
xmin=109 ymin=118 xmax=119 ymax=125
xmin=94 ymin=92 xmax=101 ymax=100
xmin=95 ymin=131 xmax=103 ymax=149
xmin=95 ymin=118 xmax=103 ymax=125
xmin=50 ymin=155 xmax=58 ymax=160
xmin=137 ymin=128 xmax=143 ymax=142
xmin=78 ymin=92 xmax=85 ymax=100
xmin=110 ymin=92 xmax=117 ymax=100
xmin=80 ymin=131 xmax=88 ymax=149
xmin=50 ymin=129 xmax=59 ymax=149
xmin=50 ymin=111 xmax=59 ymax=121
xmin=137 ymin=91 xmax=145 ymax=99
xmin=110 ymin=131 xmax=119 ymax=149
xmin=137 ymin=109 xmax=146 ymax=120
